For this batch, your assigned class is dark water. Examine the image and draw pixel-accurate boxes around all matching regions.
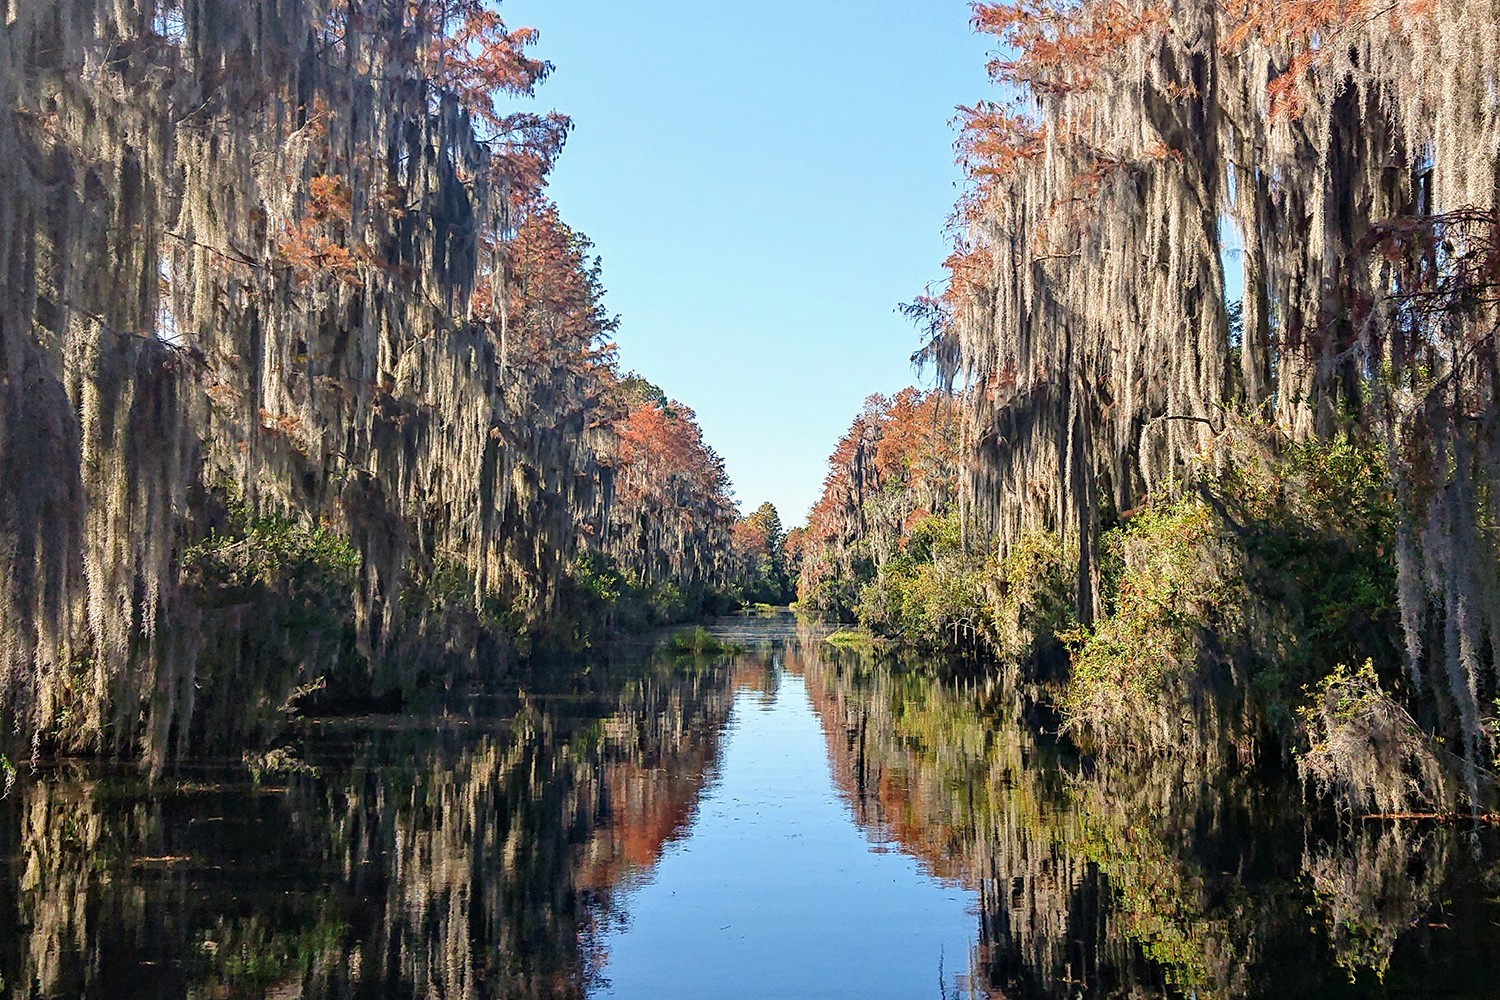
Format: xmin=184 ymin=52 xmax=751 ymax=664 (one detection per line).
xmin=3 ymin=614 xmax=1500 ymax=999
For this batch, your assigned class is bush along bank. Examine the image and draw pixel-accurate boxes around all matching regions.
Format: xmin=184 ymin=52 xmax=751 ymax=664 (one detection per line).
xmin=800 ymin=410 xmax=1489 ymax=815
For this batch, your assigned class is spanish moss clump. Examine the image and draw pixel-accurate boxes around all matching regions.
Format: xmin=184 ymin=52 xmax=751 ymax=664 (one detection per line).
xmin=1298 ymin=662 xmax=1454 ymax=818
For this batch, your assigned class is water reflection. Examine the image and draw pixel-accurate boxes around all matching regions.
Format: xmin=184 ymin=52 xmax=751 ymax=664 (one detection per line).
xmin=588 ymin=653 xmax=977 ymax=999
xmin=0 ymin=650 xmax=738 ymax=999
xmin=2 ymin=617 xmax=1499 ymax=999
xmin=792 ymin=639 xmax=1500 ymax=999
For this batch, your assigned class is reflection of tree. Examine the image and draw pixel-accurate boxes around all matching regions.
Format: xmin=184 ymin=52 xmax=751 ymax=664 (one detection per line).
xmin=792 ymin=640 xmax=1499 ymax=999
xmin=6 ymin=635 xmax=1496 ymax=998
xmin=794 ymin=642 xmax=1137 ymax=996
xmin=1304 ymin=823 xmax=1452 ymax=980
xmin=579 ymin=669 xmax=735 ymax=896
xmin=0 ymin=649 xmax=737 ymax=999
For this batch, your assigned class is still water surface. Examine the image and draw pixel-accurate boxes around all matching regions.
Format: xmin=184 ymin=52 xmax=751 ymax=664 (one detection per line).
xmin=3 ymin=614 xmax=1500 ymax=998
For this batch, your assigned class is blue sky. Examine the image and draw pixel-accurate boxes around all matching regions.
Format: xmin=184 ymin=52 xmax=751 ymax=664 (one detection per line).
xmin=504 ymin=1 xmax=993 ymax=525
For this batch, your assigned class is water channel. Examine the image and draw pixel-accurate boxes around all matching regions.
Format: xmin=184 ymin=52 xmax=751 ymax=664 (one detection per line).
xmin=3 ymin=614 xmax=1499 ymax=998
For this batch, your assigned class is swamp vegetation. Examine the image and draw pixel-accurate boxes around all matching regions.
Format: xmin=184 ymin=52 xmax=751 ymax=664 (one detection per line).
xmin=800 ymin=0 xmax=1500 ymax=821
xmin=1 ymin=0 xmax=1499 ymax=995
xmin=0 ymin=1 xmax=772 ymax=771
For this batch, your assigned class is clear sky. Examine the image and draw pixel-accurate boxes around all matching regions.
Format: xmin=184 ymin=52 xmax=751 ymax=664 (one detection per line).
xmin=504 ymin=1 xmax=994 ymax=526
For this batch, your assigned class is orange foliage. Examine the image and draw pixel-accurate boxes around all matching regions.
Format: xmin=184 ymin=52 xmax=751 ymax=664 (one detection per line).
xmin=482 ymin=202 xmax=618 ymax=372
xmin=616 ymin=401 xmax=730 ymax=506
xmin=800 ymin=389 xmax=960 ymax=602
xmin=873 ymin=388 xmax=959 ymax=487
xmin=611 ymin=396 xmax=738 ymax=588
xmin=955 ymin=102 xmax=1044 ymax=188
xmin=942 ymin=244 xmax=998 ymax=309
xmin=412 ymin=0 xmax=550 ymax=128
xmin=973 ymin=0 xmax=1169 ymax=95
xmin=408 ymin=0 xmax=571 ymax=198
xmin=276 ymin=174 xmax=367 ymax=285
xmin=783 ymin=526 xmax=807 ymax=564
xmin=732 ymin=519 xmax=770 ymax=560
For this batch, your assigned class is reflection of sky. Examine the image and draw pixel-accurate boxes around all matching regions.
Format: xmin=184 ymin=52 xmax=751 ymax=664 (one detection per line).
xmin=590 ymin=670 xmax=978 ymax=1000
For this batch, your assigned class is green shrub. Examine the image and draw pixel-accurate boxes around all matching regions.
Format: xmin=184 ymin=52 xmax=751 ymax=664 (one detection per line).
xmin=1062 ymin=426 xmax=1404 ymax=764
xmin=1063 ymin=495 xmax=1241 ymax=756
xmin=990 ymin=531 xmax=1077 ymax=664
xmin=184 ymin=491 xmax=359 ymax=606
xmin=855 ymin=513 xmax=991 ymax=652
xmin=665 ymin=627 xmax=742 ymax=656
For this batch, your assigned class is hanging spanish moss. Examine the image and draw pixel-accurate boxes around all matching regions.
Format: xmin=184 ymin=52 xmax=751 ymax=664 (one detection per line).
xmin=935 ymin=0 xmax=1499 ymax=785
xmin=0 ymin=1 xmax=738 ymax=770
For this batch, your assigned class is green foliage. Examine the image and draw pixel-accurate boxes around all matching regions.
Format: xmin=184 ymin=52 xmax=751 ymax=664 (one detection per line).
xmin=184 ymin=488 xmax=358 ymax=606
xmin=1219 ymin=435 xmax=1401 ymax=744
xmin=572 ymin=549 xmax=627 ymax=607
xmin=1062 ymin=427 xmax=1405 ymax=763
xmin=615 ymin=372 xmax=675 ymax=416
xmin=176 ymin=485 xmax=365 ymax=742
xmin=1241 ymin=439 xmax=1398 ymax=673
xmin=737 ymin=501 xmax=795 ymax=604
xmin=798 ymin=567 xmax=868 ymax=623
xmin=0 ymin=752 xmax=14 ymax=798
xmin=1070 ymin=497 xmax=1232 ymax=689
xmin=823 ymin=629 xmax=876 ymax=652
xmin=1300 ymin=661 xmax=1389 ymax=734
xmin=855 ymin=513 xmax=991 ymax=652
xmin=1064 ymin=495 xmax=1240 ymax=753
xmin=665 ymin=627 xmax=742 ymax=656
xmin=560 ymin=552 xmax=736 ymax=646
xmin=990 ymin=531 xmax=1077 ymax=664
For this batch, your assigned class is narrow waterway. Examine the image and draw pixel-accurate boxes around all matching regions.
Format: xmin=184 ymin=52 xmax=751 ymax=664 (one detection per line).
xmin=3 ymin=614 xmax=1500 ymax=998
xmin=590 ymin=665 xmax=975 ymax=999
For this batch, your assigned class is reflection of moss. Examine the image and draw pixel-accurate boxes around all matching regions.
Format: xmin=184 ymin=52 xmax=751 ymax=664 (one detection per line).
xmin=1304 ymin=823 xmax=1452 ymax=981
xmin=1076 ymin=796 xmax=1221 ymax=995
xmin=197 ymin=914 xmax=347 ymax=995
xmin=243 ymin=746 xmax=319 ymax=784
xmin=799 ymin=642 xmax=1281 ymax=998
xmin=569 ymin=719 xmax=604 ymax=762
